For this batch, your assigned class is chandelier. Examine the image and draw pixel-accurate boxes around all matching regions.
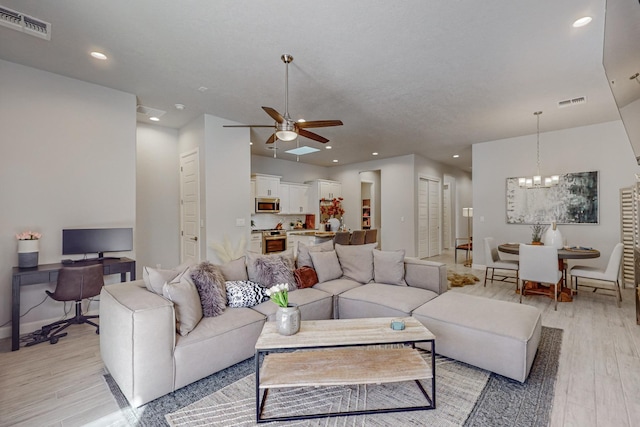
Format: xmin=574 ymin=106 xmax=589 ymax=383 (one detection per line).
xmin=518 ymin=111 xmax=559 ymax=188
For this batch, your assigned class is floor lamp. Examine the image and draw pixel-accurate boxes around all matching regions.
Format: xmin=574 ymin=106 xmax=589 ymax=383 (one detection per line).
xmin=462 ymin=207 xmax=473 ymax=267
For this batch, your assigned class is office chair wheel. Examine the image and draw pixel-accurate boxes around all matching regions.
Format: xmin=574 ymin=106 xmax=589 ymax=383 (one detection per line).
xmin=50 ymin=337 xmax=59 ymax=344
xmin=95 ymin=327 xmax=100 ymax=335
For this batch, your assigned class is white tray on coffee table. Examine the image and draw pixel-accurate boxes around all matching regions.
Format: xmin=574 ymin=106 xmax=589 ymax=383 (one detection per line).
xmin=254 ymin=317 xmax=436 ymax=423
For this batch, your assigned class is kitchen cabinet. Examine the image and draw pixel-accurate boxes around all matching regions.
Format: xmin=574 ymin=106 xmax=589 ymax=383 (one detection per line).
xmin=278 ymin=182 xmax=310 ymax=214
xmin=305 ymin=179 xmax=343 ymax=229
xmin=249 ymin=232 xmax=262 ymax=253
xmin=253 ymin=173 xmax=281 ymax=198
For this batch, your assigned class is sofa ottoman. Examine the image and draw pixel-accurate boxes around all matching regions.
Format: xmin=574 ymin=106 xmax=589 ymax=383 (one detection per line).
xmin=412 ymin=292 xmax=542 ymax=382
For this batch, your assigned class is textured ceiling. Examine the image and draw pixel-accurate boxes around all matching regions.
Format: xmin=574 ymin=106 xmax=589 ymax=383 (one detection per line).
xmin=0 ymin=0 xmax=623 ymax=170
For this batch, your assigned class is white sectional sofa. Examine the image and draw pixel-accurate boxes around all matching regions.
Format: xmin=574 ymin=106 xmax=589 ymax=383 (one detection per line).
xmin=100 ymin=242 xmax=541 ymax=407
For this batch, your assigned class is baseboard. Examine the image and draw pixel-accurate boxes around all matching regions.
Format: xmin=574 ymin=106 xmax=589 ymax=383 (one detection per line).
xmin=0 ymin=308 xmax=100 ymax=340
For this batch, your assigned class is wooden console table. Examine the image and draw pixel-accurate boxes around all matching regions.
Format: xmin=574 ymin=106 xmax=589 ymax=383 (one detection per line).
xmin=254 ymin=317 xmax=435 ymax=423
xmin=11 ymin=257 xmax=136 ymax=351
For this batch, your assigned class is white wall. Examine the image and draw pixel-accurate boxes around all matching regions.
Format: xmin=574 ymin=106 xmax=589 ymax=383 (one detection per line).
xmin=0 ymin=60 xmax=136 ymax=337
xmin=136 ymin=124 xmax=180 ymax=270
xmin=251 ymin=155 xmax=329 ymax=183
xmin=472 ymin=120 xmax=639 ymax=274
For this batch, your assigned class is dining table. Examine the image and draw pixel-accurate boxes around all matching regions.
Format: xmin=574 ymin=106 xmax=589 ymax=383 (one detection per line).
xmin=498 ymin=243 xmax=600 ymax=302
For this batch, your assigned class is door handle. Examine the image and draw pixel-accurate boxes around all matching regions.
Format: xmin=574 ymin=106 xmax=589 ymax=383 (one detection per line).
xmin=190 ymin=236 xmax=198 ymax=241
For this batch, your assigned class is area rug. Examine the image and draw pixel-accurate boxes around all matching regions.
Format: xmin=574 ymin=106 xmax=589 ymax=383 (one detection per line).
xmin=105 ymin=327 xmax=561 ymax=427
xmin=448 ymin=271 xmax=481 ymax=287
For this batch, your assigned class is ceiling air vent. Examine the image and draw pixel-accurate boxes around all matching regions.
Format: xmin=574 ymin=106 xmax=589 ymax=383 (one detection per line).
xmin=136 ymin=105 xmax=166 ymax=118
xmin=558 ymin=96 xmax=587 ymax=108
xmin=0 ymin=5 xmax=51 ymax=40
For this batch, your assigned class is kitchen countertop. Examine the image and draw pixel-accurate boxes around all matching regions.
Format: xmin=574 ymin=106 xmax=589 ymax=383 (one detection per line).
xmin=251 ymin=229 xmax=335 ymax=237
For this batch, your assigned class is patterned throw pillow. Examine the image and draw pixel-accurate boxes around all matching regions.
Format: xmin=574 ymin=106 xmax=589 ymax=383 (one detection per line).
xmin=225 ymin=280 xmax=270 ymax=308
xmin=190 ymin=261 xmax=227 ymax=317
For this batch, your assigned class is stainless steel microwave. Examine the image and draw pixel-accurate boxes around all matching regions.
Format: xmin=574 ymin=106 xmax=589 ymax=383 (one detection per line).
xmin=255 ymin=197 xmax=280 ymax=213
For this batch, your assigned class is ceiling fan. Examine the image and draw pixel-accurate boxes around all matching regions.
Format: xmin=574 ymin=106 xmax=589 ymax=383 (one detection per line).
xmin=224 ymin=54 xmax=343 ymax=144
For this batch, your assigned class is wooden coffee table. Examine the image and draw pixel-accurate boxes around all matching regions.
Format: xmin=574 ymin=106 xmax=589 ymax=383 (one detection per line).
xmin=254 ymin=317 xmax=436 ymax=423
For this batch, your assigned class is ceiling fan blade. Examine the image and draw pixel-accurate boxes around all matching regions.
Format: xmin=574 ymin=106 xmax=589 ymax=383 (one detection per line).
xmin=298 ymin=128 xmax=329 ymax=143
xmin=265 ymin=133 xmax=276 ymax=144
xmin=296 ymin=120 xmax=344 ymax=129
xmin=262 ymin=107 xmax=284 ymax=123
xmin=223 ymin=124 xmax=274 ymax=128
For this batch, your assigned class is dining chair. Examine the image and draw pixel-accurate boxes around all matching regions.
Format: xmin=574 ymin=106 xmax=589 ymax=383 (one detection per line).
xmin=483 ymin=237 xmax=519 ymax=288
xmin=364 ymin=229 xmax=377 ymax=244
xmin=519 ymin=244 xmax=562 ymax=310
xmin=569 ymin=242 xmax=624 ymax=307
xmin=333 ymin=231 xmax=351 ymax=245
xmin=350 ymin=230 xmax=366 ymax=245
xmin=455 ymin=237 xmax=472 ymax=264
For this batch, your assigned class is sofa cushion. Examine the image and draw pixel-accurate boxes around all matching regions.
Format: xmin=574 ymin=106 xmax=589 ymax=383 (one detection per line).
xmin=373 ymin=249 xmax=407 ymax=286
xmin=338 ymin=282 xmax=438 ymax=319
xmin=334 ymin=243 xmax=377 ymax=284
xmin=218 ymin=256 xmax=248 ymax=281
xmin=310 ymin=250 xmax=343 ymax=283
xmin=296 ymin=239 xmax=334 ymax=268
xmin=190 ymin=261 xmax=227 ymax=317
xmin=225 ymin=280 xmax=269 ymax=308
xmin=162 ymin=268 xmax=203 ymax=336
xmin=143 ymin=266 xmax=181 ymax=295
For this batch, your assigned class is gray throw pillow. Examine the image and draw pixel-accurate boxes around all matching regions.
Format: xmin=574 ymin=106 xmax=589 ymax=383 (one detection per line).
xmin=335 ymin=243 xmax=378 ymax=283
xmin=142 ymin=266 xmax=180 ymax=295
xmin=246 ymin=250 xmax=295 ymax=287
xmin=373 ymin=249 xmax=407 ymax=286
xmin=296 ymin=239 xmax=334 ymax=268
xmin=225 ymin=280 xmax=269 ymax=307
xmin=190 ymin=261 xmax=227 ymax=317
xmin=162 ymin=267 xmax=203 ymax=336
xmin=218 ymin=256 xmax=248 ymax=281
xmin=309 ymin=250 xmax=343 ymax=283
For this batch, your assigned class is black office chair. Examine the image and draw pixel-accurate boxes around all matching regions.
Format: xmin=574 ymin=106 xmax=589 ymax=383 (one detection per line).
xmin=26 ymin=264 xmax=104 ymax=346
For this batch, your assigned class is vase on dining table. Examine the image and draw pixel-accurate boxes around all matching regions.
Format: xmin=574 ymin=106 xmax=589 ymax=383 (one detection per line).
xmin=543 ymin=221 xmax=564 ymax=249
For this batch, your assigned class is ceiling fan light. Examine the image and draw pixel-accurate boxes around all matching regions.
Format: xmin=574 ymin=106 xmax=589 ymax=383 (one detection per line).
xmin=276 ymin=130 xmax=298 ymax=141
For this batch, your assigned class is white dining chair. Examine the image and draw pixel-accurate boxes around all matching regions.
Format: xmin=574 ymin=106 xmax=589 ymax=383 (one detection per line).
xmin=483 ymin=237 xmax=519 ymax=288
xmin=569 ymin=242 xmax=624 ymax=307
xmin=519 ymin=244 xmax=562 ymax=310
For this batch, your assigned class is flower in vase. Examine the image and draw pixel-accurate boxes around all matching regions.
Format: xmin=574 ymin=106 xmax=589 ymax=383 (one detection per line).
xmin=320 ymin=197 xmax=345 ymax=217
xmin=16 ymin=231 xmax=42 ymax=240
xmin=265 ymin=283 xmax=289 ymax=307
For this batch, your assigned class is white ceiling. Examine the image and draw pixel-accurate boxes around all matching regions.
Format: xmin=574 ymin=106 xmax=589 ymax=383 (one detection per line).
xmin=0 ymin=0 xmax=623 ymax=170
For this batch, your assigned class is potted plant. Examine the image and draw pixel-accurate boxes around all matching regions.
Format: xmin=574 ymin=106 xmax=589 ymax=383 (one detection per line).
xmin=530 ymin=223 xmax=547 ymax=245
xmin=265 ymin=283 xmax=300 ymax=335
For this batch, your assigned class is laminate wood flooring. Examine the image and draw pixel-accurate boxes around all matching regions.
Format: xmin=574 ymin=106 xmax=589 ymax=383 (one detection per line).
xmin=0 ymin=250 xmax=638 ymax=426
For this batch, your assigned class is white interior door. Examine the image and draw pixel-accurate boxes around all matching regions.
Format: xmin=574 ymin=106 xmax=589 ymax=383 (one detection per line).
xmin=418 ymin=179 xmax=428 ymax=258
xmin=180 ymin=150 xmax=200 ymax=263
xmin=443 ymin=183 xmax=451 ymax=249
xmin=418 ymin=177 xmax=441 ymax=258
xmin=428 ymin=179 xmax=441 ymax=256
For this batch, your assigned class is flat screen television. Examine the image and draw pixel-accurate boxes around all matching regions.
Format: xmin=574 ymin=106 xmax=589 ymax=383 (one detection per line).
xmin=62 ymin=228 xmax=133 ymax=259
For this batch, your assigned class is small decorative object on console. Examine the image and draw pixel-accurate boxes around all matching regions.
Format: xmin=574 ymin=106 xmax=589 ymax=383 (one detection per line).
xmin=16 ymin=230 xmax=41 ymax=268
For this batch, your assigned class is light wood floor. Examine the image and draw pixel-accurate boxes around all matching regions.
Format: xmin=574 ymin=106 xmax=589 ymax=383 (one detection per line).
xmin=1 ymin=250 xmax=639 ymax=427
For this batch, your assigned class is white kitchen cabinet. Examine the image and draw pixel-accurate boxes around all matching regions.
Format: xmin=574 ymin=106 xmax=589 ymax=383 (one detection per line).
xmin=278 ymin=182 xmax=309 ymax=214
xmin=319 ymin=180 xmax=342 ymax=200
xmin=253 ymin=173 xmax=281 ymax=198
xmin=249 ymin=233 xmax=262 ymax=253
xmin=279 ymin=183 xmax=291 ymax=214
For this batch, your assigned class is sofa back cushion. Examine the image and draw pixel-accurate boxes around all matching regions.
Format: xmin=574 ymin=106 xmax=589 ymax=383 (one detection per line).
xmin=296 ymin=240 xmax=334 ymax=268
xmin=218 ymin=256 xmax=249 ymax=281
xmin=335 ymin=243 xmax=377 ymax=283
xmin=373 ymin=249 xmax=407 ymax=286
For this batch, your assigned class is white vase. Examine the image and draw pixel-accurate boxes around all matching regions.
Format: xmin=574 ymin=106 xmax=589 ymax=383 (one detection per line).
xmin=276 ymin=304 xmax=301 ymax=336
xmin=543 ymin=222 xmax=564 ymax=249
xmin=18 ymin=239 xmax=39 ymax=268
xmin=328 ymin=217 xmax=340 ymax=232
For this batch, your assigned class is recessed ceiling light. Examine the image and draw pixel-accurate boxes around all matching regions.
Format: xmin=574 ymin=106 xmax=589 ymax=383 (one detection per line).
xmin=198 ymin=86 xmax=208 ymax=93
xmin=332 ymin=159 xmax=338 ymax=163
xmin=573 ymin=16 xmax=592 ymax=27
xmin=90 ymin=51 xmax=107 ymax=60
xmin=174 ymin=103 xmax=185 ymax=110
xmin=149 ymin=117 xmax=160 ymax=122
xmin=325 ymin=145 xmax=332 ymax=150
xmin=249 ymin=142 xmax=253 ymax=145
xmin=453 ymin=154 xmax=460 ymax=158
xmin=372 ymin=152 xmax=379 ymax=156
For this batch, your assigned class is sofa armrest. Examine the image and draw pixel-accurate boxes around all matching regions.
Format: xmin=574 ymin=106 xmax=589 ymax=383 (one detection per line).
xmin=404 ymin=257 xmax=448 ymax=295
xmin=100 ymin=281 xmax=176 ymax=407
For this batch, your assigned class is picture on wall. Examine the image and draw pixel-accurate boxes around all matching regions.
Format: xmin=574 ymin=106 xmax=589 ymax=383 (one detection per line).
xmin=506 ymin=171 xmax=598 ymax=224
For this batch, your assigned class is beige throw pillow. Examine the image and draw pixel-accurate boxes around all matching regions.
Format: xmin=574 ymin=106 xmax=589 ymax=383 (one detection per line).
xmin=218 ymin=256 xmax=248 ymax=281
xmin=373 ymin=249 xmax=407 ymax=286
xmin=142 ymin=266 xmax=180 ymax=295
xmin=296 ymin=240 xmax=334 ymax=268
xmin=162 ymin=267 xmax=203 ymax=336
